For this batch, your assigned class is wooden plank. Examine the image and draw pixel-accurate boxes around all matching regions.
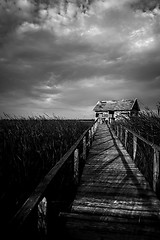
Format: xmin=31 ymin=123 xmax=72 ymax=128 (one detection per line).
xmin=75 ymin=190 xmax=157 ymax=200
xmin=73 ymin=196 xmax=160 ymax=208
xmin=76 ymin=187 xmax=153 ymax=196
xmin=74 ymin=195 xmax=159 ymax=206
xmin=71 ymin=205 xmax=160 ymax=218
xmin=65 ymin=228 xmax=153 ymax=240
xmin=78 ymin=178 xmax=151 ymax=186
xmin=60 ymin=212 xmax=160 ymax=225
xmin=72 ymin=200 xmax=160 ymax=213
xmin=81 ymin=174 xmax=147 ymax=180
xmin=65 ymin=219 xmax=160 ymax=239
xmin=79 ymin=183 xmax=151 ymax=190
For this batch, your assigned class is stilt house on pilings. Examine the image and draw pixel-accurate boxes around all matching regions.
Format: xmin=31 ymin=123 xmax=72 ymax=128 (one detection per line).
xmin=93 ymin=98 xmax=140 ymax=123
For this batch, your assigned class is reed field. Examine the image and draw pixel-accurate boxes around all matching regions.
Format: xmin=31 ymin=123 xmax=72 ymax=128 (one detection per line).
xmin=0 ymin=115 xmax=93 ymax=220
xmin=116 ymin=110 xmax=160 ymax=145
xmin=112 ymin=110 xmax=160 ymax=191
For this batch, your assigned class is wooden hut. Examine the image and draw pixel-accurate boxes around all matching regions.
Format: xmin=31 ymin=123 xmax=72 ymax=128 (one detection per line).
xmin=93 ymin=98 xmax=140 ymax=123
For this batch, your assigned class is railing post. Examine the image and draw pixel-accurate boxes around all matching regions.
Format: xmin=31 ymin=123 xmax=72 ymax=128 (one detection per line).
xmin=120 ymin=125 xmax=123 ymax=142
xmin=91 ymin=128 xmax=93 ymax=143
xmin=95 ymin=120 xmax=98 ymax=131
xmin=74 ymin=149 xmax=79 ymax=185
xmin=153 ymin=149 xmax=159 ymax=192
xmin=118 ymin=125 xmax=121 ymax=139
xmin=93 ymin=122 xmax=95 ymax=133
xmin=118 ymin=125 xmax=121 ymax=140
xmin=124 ymin=129 xmax=128 ymax=148
xmin=133 ymin=135 xmax=137 ymax=161
xmin=116 ymin=125 xmax=119 ymax=138
xmin=93 ymin=123 xmax=96 ymax=133
xmin=88 ymin=130 xmax=91 ymax=148
xmin=115 ymin=124 xmax=117 ymax=136
xmin=83 ymin=136 xmax=87 ymax=161
xmin=38 ymin=197 xmax=47 ymax=237
xmin=91 ymin=126 xmax=94 ymax=140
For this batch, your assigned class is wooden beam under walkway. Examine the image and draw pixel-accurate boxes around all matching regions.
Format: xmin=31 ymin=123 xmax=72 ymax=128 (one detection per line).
xmin=61 ymin=123 xmax=160 ymax=240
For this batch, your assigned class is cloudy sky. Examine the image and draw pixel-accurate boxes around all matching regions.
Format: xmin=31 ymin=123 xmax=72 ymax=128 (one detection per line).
xmin=0 ymin=0 xmax=160 ymax=118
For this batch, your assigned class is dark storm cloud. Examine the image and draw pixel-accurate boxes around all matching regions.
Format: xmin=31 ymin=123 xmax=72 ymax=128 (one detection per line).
xmin=130 ymin=0 xmax=160 ymax=11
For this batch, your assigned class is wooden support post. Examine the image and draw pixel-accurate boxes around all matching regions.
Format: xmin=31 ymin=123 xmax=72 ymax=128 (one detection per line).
xmin=94 ymin=122 xmax=96 ymax=132
xmin=120 ymin=125 xmax=123 ymax=142
xmin=83 ymin=136 xmax=87 ymax=161
xmin=118 ymin=125 xmax=121 ymax=139
xmin=94 ymin=122 xmax=97 ymax=132
xmin=74 ymin=149 xmax=79 ymax=185
xmin=95 ymin=120 xmax=98 ymax=131
xmin=88 ymin=130 xmax=91 ymax=148
xmin=91 ymin=128 xmax=93 ymax=143
xmin=133 ymin=135 xmax=137 ymax=161
xmin=116 ymin=125 xmax=119 ymax=137
xmin=124 ymin=129 xmax=128 ymax=148
xmin=38 ymin=197 xmax=47 ymax=236
xmin=91 ymin=126 xmax=94 ymax=139
xmin=119 ymin=126 xmax=121 ymax=139
xmin=153 ymin=149 xmax=159 ymax=192
xmin=93 ymin=123 xmax=95 ymax=133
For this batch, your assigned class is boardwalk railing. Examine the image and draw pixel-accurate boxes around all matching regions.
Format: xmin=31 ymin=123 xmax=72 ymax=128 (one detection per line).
xmin=8 ymin=120 xmax=98 ymax=239
xmin=112 ymin=122 xmax=160 ymax=197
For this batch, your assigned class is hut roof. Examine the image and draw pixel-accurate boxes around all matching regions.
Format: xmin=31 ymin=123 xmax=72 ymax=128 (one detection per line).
xmin=93 ymin=99 xmax=140 ymax=112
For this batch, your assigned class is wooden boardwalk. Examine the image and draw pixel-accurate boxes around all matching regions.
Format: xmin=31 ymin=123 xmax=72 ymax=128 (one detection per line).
xmin=63 ymin=124 xmax=160 ymax=240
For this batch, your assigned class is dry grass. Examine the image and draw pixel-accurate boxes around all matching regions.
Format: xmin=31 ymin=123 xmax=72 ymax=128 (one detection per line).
xmin=117 ymin=110 xmax=160 ymax=145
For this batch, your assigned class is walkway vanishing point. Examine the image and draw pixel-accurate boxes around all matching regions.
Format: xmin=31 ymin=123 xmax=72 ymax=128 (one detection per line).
xmin=62 ymin=123 xmax=160 ymax=240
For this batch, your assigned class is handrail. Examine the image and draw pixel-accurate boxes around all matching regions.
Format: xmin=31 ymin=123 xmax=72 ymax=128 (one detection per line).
xmin=120 ymin=124 xmax=160 ymax=151
xmin=9 ymin=119 xmax=98 ymax=237
xmin=112 ymin=122 xmax=160 ymax=196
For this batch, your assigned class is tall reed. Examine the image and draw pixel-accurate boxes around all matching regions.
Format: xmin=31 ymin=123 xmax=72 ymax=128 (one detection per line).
xmin=0 ymin=115 xmax=93 ymax=219
xmin=116 ymin=110 xmax=160 ymax=145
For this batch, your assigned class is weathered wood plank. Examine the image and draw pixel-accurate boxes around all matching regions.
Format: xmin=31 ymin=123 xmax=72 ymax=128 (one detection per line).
xmin=78 ymin=184 xmax=154 ymax=194
xmin=71 ymin=205 xmax=160 ymax=218
xmin=65 ymin=219 xmax=160 ymax=239
xmin=73 ymin=196 xmax=160 ymax=209
xmin=75 ymin=190 xmax=157 ymax=201
xmin=60 ymin=212 xmax=160 ymax=225
xmin=72 ymin=201 xmax=160 ymax=214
